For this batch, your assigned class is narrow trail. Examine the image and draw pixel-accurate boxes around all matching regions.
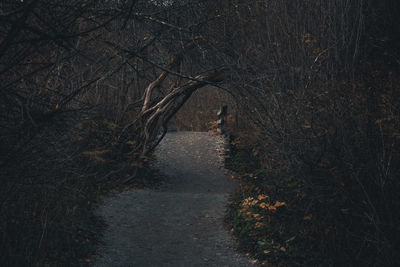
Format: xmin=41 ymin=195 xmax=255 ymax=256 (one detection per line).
xmin=92 ymin=132 xmax=256 ymax=267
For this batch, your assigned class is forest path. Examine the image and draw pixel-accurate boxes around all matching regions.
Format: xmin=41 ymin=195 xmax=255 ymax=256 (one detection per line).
xmin=92 ymin=131 xmax=256 ymax=267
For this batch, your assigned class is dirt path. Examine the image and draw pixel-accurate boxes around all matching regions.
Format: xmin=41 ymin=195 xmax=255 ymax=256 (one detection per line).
xmin=92 ymin=132 xmax=256 ymax=266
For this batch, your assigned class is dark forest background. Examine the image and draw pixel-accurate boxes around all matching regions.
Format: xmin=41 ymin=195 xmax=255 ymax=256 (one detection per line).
xmin=1 ymin=0 xmax=399 ymax=266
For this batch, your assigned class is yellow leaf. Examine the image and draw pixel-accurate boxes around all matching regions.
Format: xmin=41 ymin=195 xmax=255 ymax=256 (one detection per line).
xmin=259 ymin=202 xmax=268 ymax=209
xmin=274 ymin=201 xmax=286 ymax=208
xmin=263 ymin=250 xmax=271 ymax=254
xmin=280 ymin=247 xmax=286 ymax=252
xmin=255 ymin=222 xmax=266 ymax=228
xmin=268 ymin=206 xmax=277 ymax=211
xmin=304 ymin=215 xmax=312 ymax=220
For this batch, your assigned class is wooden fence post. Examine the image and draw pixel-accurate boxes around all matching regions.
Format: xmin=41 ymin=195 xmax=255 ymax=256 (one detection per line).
xmin=217 ymin=105 xmax=227 ymax=134
xmin=216 ymin=105 xmax=231 ymax=165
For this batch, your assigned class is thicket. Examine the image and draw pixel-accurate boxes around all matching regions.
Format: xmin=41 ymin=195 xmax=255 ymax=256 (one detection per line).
xmin=0 ymin=1 xmax=165 ymax=265
xmin=217 ymin=1 xmax=400 ymax=266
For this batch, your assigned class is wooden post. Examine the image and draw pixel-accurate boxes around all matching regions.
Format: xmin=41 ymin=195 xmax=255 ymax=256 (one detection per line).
xmin=217 ymin=105 xmax=227 ymax=134
xmin=216 ymin=105 xmax=231 ymax=165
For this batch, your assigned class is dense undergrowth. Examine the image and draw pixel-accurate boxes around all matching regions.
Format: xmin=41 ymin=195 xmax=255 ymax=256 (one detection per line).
xmin=225 ymin=134 xmax=331 ymax=266
xmin=225 ymin=106 xmax=400 ymax=266
xmin=217 ymin=1 xmax=400 ymax=266
xmin=0 ymin=113 xmax=157 ymax=266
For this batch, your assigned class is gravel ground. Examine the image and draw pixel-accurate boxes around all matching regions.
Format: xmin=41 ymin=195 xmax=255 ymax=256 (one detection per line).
xmin=92 ymin=132 xmax=257 ymax=267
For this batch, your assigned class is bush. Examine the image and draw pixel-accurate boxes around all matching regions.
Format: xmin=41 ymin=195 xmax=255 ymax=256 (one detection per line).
xmin=222 ymin=1 xmax=400 ymax=266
